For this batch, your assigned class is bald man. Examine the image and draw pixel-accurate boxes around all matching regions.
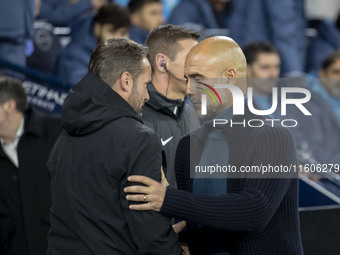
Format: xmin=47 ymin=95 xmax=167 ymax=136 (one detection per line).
xmin=125 ymin=36 xmax=303 ymax=255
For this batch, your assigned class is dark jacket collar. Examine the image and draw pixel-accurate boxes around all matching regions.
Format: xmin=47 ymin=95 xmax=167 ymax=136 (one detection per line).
xmin=145 ymin=83 xmax=185 ymax=119
xmin=62 ymin=73 xmax=142 ymax=136
xmin=24 ymin=108 xmax=45 ymax=138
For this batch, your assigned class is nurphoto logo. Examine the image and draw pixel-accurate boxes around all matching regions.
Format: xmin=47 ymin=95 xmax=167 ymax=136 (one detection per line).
xmin=196 ymin=81 xmax=312 ymax=128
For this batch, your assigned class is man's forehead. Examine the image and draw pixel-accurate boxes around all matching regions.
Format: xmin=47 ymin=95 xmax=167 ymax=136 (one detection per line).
xmin=256 ymin=53 xmax=280 ymax=61
xmin=184 ymin=62 xmax=203 ymax=77
xmin=185 ymin=51 xmax=214 ymax=75
xmin=186 ymin=50 xmax=205 ymax=66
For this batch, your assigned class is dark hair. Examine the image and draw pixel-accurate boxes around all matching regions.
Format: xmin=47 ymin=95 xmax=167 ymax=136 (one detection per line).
xmin=128 ymin=0 xmax=161 ymax=14
xmin=243 ymin=41 xmax=279 ymax=65
xmin=321 ymin=50 xmax=340 ymax=70
xmin=336 ymin=10 xmax=340 ymax=30
xmin=0 ymin=76 xmax=28 ymax=113
xmin=93 ymin=3 xmax=130 ymax=30
xmin=145 ymin=24 xmax=200 ymax=72
xmin=89 ymin=38 xmax=149 ymax=86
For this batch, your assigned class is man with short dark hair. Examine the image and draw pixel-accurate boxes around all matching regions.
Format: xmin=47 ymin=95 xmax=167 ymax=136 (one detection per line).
xmin=319 ymin=50 xmax=340 ymax=105
xmin=0 ymin=76 xmax=61 ymax=255
xmin=243 ymin=41 xmax=280 ymax=116
xmin=128 ymin=0 xmax=164 ymax=44
xmin=47 ymin=38 xmax=180 ymax=255
xmin=243 ymin=41 xmax=280 ymax=83
xmin=54 ymin=3 xmax=131 ymax=86
xmin=143 ymin=24 xmax=201 ymax=186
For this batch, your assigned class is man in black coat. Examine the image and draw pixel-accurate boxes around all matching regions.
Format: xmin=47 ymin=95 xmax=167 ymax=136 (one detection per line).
xmin=0 ymin=76 xmax=61 ymax=255
xmin=47 ymin=38 xmax=180 ymax=255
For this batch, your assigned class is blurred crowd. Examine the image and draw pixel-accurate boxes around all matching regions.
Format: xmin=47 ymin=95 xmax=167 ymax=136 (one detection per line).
xmin=0 ymin=0 xmax=339 ymax=83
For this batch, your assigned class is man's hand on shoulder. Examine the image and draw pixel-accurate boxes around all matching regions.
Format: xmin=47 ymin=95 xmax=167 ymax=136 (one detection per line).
xmin=124 ymin=169 xmax=169 ymax=212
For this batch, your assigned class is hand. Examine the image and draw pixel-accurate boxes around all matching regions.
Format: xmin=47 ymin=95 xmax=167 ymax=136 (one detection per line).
xmin=172 ymin=220 xmax=186 ymax=233
xmin=181 ymin=243 xmax=190 ymax=255
xmin=161 ymin=167 xmax=169 ymax=186
xmin=124 ymin=175 xmax=168 ymax=212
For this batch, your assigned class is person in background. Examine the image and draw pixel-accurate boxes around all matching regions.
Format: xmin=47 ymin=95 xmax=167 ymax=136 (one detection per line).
xmin=231 ymin=0 xmax=306 ymax=76
xmin=307 ymin=10 xmax=340 ymax=73
xmin=47 ymin=38 xmax=181 ymax=255
xmin=143 ymin=24 xmax=201 ymax=187
xmin=0 ymin=76 xmax=61 ymax=255
xmin=128 ymin=0 xmax=164 ymax=44
xmin=0 ymin=0 xmax=34 ymax=75
xmin=309 ymin=50 xmax=340 ymax=124
xmin=38 ymin=0 xmax=107 ymax=27
xmin=115 ymin=0 xmax=178 ymax=21
xmin=168 ymin=0 xmax=305 ymax=76
xmin=168 ymin=0 xmax=231 ymax=30
xmin=289 ymin=50 xmax=340 ymax=166
xmin=243 ymin=41 xmax=281 ymax=117
xmin=54 ymin=3 xmax=130 ymax=87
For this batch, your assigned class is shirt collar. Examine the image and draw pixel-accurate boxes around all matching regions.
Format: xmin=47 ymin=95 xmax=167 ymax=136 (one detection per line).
xmin=16 ymin=118 xmax=24 ymax=141
xmin=145 ymin=83 xmax=185 ymax=118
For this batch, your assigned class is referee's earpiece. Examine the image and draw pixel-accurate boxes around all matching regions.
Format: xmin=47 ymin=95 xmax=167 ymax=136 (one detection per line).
xmin=160 ymin=60 xmax=167 ymax=70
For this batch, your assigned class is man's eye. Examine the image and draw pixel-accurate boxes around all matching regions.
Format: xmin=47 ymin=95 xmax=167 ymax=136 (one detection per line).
xmin=260 ymin=66 xmax=270 ymax=71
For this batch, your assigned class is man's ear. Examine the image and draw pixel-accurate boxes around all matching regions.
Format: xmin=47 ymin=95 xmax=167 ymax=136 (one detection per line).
xmin=222 ymin=68 xmax=237 ymax=83
xmin=2 ymin=99 xmax=16 ymax=114
xmin=119 ymin=72 xmax=133 ymax=92
xmin=155 ymin=54 xmax=167 ymax=73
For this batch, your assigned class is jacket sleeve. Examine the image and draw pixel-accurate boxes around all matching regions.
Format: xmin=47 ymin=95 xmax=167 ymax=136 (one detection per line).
xmin=121 ymin=130 xmax=181 ymax=255
xmin=161 ymin=126 xmax=297 ymax=231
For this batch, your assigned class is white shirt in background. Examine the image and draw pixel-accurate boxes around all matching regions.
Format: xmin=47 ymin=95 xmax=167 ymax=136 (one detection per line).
xmin=0 ymin=119 xmax=24 ymax=168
